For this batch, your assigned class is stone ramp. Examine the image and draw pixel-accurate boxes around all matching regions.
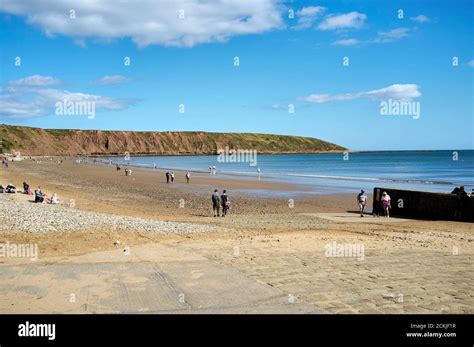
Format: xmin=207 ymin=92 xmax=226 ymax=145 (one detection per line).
xmin=303 ymin=212 xmax=412 ymax=223
xmin=0 ymin=243 xmax=324 ymax=314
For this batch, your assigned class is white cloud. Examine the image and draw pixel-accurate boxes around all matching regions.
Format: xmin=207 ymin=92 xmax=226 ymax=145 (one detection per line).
xmin=364 ymin=84 xmax=421 ymax=100
xmin=293 ymin=6 xmax=326 ymax=30
xmin=0 ymin=95 xmax=45 ymax=118
xmin=8 ymin=75 xmax=60 ymax=87
xmin=318 ymin=11 xmax=366 ymax=31
xmin=333 ymin=27 xmax=410 ymax=46
xmin=301 ymin=84 xmax=422 ymax=104
xmin=0 ymin=75 xmax=135 ymax=118
xmin=410 ymin=15 xmax=430 ymax=23
xmin=302 ymin=93 xmax=357 ymax=103
xmin=332 ymin=38 xmax=362 ymax=46
xmin=373 ymin=27 xmax=410 ymax=43
xmin=0 ymin=0 xmax=283 ymax=48
xmin=35 ymin=88 xmax=131 ymax=110
xmin=95 ymin=75 xmax=130 ymax=85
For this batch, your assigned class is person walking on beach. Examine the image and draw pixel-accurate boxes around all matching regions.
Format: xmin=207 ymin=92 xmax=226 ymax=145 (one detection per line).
xmin=212 ymin=189 xmax=220 ymax=217
xmin=171 ymin=172 xmax=175 ymax=183
xmin=381 ymin=191 xmax=391 ymax=218
xmin=208 ymin=166 xmax=212 ymax=175
xmin=221 ymin=190 xmax=230 ymax=217
xmin=165 ymin=172 xmax=170 ymax=184
xmin=185 ymin=172 xmax=190 ymax=184
xmin=212 ymin=166 xmax=216 ymax=175
xmin=357 ymin=190 xmax=367 ymax=217
xmin=257 ymin=168 xmax=261 ymax=180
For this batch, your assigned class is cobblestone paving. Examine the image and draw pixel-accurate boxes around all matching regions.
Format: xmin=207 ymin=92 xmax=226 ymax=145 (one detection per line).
xmin=177 ymin=233 xmax=473 ymax=313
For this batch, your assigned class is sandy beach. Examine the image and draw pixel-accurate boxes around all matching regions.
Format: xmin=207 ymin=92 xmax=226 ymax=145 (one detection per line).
xmin=0 ymin=157 xmax=473 ymax=313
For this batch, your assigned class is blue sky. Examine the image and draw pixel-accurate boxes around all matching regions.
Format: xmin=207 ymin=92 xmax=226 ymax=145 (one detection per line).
xmin=0 ymin=0 xmax=472 ymax=151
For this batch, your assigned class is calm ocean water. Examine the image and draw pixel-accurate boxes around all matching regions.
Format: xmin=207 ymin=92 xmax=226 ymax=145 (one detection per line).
xmin=103 ymin=150 xmax=474 ymax=195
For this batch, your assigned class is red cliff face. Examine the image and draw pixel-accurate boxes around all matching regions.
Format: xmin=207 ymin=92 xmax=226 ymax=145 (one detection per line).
xmin=0 ymin=125 xmax=347 ymax=156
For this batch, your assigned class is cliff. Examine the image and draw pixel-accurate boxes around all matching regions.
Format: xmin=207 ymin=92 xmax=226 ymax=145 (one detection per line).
xmin=0 ymin=125 xmax=347 ymax=156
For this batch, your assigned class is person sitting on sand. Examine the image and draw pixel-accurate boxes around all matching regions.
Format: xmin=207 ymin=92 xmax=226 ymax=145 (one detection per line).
xmin=221 ymin=190 xmax=230 ymax=217
xmin=357 ymin=190 xmax=367 ymax=217
xmin=166 ymin=172 xmax=170 ymax=184
xmin=212 ymin=189 xmax=220 ymax=217
xmin=381 ymin=191 xmax=391 ymax=218
xmin=23 ymin=182 xmax=31 ymax=195
xmin=5 ymin=183 xmax=16 ymax=193
xmin=34 ymin=189 xmax=44 ymax=203
xmin=0 ymin=185 xmax=4 ymax=193
xmin=116 ymin=165 xmax=121 ymax=171
xmin=185 ymin=172 xmax=190 ymax=184
xmin=49 ymin=193 xmax=60 ymax=205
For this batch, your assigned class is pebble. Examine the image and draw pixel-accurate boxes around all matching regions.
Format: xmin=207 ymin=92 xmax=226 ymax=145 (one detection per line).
xmin=0 ymin=194 xmax=219 ymax=234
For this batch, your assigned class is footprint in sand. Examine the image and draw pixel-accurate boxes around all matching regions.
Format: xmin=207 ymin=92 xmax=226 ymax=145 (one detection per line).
xmin=191 ymin=270 xmax=204 ymax=279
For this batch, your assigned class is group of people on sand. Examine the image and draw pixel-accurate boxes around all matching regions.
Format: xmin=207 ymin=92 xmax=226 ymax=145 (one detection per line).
xmin=212 ymin=189 xmax=230 ymax=217
xmin=0 ymin=181 xmax=60 ymax=204
xmin=0 ymin=183 xmax=16 ymax=193
xmin=165 ymin=171 xmax=191 ymax=184
xmin=357 ymin=186 xmax=471 ymax=219
xmin=165 ymin=171 xmax=175 ymax=183
xmin=115 ymin=165 xmax=133 ymax=176
xmin=34 ymin=187 xmax=60 ymax=204
xmin=357 ymin=189 xmax=391 ymax=218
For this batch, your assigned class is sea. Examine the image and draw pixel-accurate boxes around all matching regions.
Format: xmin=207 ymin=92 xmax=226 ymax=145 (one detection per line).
xmin=102 ymin=150 xmax=474 ymax=195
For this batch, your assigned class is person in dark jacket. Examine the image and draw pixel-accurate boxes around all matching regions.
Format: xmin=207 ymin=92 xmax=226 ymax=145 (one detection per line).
xmin=212 ymin=189 xmax=220 ymax=217
xmin=221 ymin=190 xmax=230 ymax=217
xmin=454 ymin=186 xmax=469 ymax=219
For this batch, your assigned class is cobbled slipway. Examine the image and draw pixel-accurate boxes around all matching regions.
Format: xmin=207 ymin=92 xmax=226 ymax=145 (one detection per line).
xmin=0 ymin=194 xmax=219 ymax=234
